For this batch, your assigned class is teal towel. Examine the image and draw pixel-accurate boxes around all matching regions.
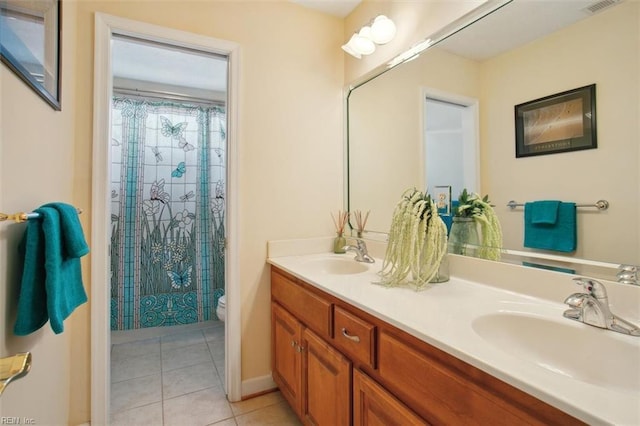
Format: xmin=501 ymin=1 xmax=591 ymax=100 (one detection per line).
xmin=530 ymin=200 xmax=560 ymax=225
xmin=42 ymin=202 xmax=90 ymax=258
xmin=14 ymin=203 xmax=89 ymax=335
xmin=524 ymin=201 xmax=576 ymax=252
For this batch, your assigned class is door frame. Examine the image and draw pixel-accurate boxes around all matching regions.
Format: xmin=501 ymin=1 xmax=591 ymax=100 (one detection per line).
xmin=421 ymin=87 xmax=480 ymax=194
xmin=92 ymin=13 xmax=241 ymax=424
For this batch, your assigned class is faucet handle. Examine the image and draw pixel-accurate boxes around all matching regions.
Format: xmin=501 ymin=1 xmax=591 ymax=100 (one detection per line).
xmin=617 ymin=264 xmax=638 ymax=285
xmin=619 ymin=264 xmax=638 ymax=272
xmin=355 ymin=238 xmax=367 ymax=251
xmin=573 ymin=277 xmax=608 ymax=299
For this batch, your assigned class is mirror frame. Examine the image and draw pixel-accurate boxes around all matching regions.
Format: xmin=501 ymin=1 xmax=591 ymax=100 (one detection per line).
xmin=344 ymin=0 xmax=511 ymax=234
xmin=0 ymin=0 xmax=62 ymax=110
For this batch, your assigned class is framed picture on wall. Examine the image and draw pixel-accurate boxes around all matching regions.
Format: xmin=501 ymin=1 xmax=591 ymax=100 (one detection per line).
xmin=515 ymin=84 xmax=596 ymax=158
xmin=434 ymin=185 xmax=452 ymax=216
xmin=0 ymin=0 xmax=61 ymax=110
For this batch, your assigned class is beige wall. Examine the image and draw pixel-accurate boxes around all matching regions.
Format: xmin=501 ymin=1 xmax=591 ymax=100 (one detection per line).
xmin=0 ymin=1 xmax=79 ymax=424
xmin=480 ymin=1 xmax=639 ymax=264
xmin=0 ymin=0 xmax=506 ymax=423
xmin=1 ymin=0 xmax=343 ymax=423
xmin=72 ymin=0 xmax=344 ymax=423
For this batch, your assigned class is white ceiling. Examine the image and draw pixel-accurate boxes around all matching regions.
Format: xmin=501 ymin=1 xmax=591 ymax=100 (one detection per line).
xmin=291 ymin=0 xmax=361 ymax=17
xmin=438 ymin=0 xmax=621 ymax=61
xmin=111 ymin=36 xmax=228 ymax=93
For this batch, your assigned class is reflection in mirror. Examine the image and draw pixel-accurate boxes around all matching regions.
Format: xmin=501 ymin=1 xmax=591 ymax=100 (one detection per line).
xmin=347 ymin=0 xmax=639 ymax=281
xmin=0 ymin=0 xmax=60 ymax=109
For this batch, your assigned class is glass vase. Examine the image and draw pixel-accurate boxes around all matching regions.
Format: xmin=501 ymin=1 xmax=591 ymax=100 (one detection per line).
xmin=430 ymin=253 xmax=450 ymax=283
xmin=333 ymin=232 xmax=347 ymax=254
xmin=448 ymin=217 xmax=480 ymax=257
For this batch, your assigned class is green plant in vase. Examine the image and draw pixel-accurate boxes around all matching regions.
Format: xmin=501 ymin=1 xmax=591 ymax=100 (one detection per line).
xmin=450 ymin=189 xmax=503 ymax=260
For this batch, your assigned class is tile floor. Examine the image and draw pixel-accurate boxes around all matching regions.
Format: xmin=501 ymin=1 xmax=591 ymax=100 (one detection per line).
xmin=110 ymin=321 xmax=301 ymax=425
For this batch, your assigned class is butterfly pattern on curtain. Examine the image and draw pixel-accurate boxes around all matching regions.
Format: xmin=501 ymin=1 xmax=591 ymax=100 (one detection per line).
xmin=110 ymin=97 xmax=226 ymax=330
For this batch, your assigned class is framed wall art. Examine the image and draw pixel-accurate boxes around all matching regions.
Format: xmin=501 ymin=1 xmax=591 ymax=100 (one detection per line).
xmin=515 ymin=84 xmax=596 ymax=158
xmin=434 ymin=185 xmax=452 ymax=216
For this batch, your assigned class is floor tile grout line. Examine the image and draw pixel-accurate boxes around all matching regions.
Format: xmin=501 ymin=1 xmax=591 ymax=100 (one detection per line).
xmin=109 ymin=399 xmax=164 ymax=423
xmin=160 ymin=338 xmax=211 ymax=355
xmin=206 ymin=337 xmax=225 ymax=389
xmin=162 ymin=384 xmax=222 ymax=403
xmin=231 ymin=402 xmax=281 ymax=418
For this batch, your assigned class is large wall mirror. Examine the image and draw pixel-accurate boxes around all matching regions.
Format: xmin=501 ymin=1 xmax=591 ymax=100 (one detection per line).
xmin=347 ymin=0 xmax=639 ymax=280
xmin=0 ymin=0 xmax=61 ymax=110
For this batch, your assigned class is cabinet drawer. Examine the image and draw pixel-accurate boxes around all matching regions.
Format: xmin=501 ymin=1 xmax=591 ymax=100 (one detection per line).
xmin=333 ymin=306 xmax=376 ymax=369
xmin=271 ymin=269 xmax=332 ymax=338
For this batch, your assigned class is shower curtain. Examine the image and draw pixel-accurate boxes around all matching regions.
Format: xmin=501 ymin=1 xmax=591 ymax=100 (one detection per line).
xmin=110 ymin=97 xmax=226 ymax=330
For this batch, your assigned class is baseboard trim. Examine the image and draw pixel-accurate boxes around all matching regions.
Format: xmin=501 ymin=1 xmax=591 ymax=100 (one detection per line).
xmin=241 ymin=373 xmax=277 ymax=398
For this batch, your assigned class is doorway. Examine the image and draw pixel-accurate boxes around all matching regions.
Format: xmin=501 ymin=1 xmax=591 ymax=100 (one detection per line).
xmin=109 ymin=35 xmax=227 ymax=332
xmin=92 ymin=14 xmax=240 ymax=425
xmin=423 ymin=90 xmax=480 ymax=201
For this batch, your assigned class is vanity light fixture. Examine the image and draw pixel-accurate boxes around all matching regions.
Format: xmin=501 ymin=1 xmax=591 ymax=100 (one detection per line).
xmin=342 ymin=15 xmax=396 ymax=58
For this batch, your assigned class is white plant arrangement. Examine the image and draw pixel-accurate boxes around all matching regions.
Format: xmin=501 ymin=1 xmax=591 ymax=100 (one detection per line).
xmin=377 ymin=188 xmax=448 ymax=290
xmin=454 ymin=189 xmax=503 ymax=261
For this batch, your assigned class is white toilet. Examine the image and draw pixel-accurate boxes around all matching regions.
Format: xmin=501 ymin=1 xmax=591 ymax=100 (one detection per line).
xmin=216 ymin=295 xmax=226 ymax=322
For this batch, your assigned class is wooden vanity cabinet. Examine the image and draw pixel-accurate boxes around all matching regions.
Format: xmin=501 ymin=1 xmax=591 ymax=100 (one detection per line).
xmin=302 ymin=327 xmax=351 ymax=425
xmin=272 ymin=302 xmax=304 ymax=416
xmin=271 ymin=266 xmax=584 ymax=426
xmin=272 ymin=271 xmax=350 ymax=425
xmin=353 ymin=369 xmax=427 ymax=426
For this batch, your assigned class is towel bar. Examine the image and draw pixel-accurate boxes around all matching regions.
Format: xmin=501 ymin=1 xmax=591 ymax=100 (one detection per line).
xmin=507 ymin=200 xmax=609 ymax=211
xmin=0 ymin=208 xmax=83 ymax=223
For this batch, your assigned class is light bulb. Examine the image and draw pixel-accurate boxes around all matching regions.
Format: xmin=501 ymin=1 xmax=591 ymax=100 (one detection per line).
xmin=370 ymin=15 xmax=396 ymax=45
xmin=353 ymin=26 xmax=375 ymax=55
xmin=341 ymin=34 xmax=362 ymax=59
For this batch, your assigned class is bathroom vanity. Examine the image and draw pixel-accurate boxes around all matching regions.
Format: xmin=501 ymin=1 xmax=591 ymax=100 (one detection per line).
xmin=268 ymin=245 xmax=640 ymax=426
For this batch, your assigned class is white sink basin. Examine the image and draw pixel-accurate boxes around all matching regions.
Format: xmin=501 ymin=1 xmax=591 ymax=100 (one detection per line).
xmin=298 ymin=255 xmax=369 ymax=275
xmin=472 ymin=312 xmax=640 ymax=392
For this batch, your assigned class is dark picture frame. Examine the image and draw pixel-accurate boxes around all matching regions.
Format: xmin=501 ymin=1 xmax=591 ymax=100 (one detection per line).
xmin=515 ymin=84 xmax=596 ymax=158
xmin=0 ymin=0 xmax=62 ymax=110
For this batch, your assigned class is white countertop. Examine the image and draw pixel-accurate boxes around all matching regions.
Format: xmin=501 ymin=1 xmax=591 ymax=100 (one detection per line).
xmin=268 ymin=252 xmax=640 ymax=426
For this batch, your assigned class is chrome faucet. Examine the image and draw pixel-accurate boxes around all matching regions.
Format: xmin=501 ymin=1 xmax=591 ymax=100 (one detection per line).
xmin=343 ymin=238 xmax=375 ymax=263
xmin=563 ymin=277 xmax=640 ymax=336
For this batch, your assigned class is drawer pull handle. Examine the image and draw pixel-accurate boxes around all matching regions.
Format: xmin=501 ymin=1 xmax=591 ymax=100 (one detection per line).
xmin=341 ymin=328 xmax=361 ymax=343
xmin=291 ymin=340 xmax=297 ymax=347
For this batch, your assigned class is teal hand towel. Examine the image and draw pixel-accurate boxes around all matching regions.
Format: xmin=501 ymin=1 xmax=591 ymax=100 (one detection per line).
xmin=14 ymin=204 xmax=89 ymax=335
xmin=42 ymin=202 xmax=89 ymax=258
xmin=530 ymin=200 xmax=560 ymax=225
xmin=524 ymin=201 xmax=576 ymax=252
xmin=14 ymin=217 xmax=48 ymax=334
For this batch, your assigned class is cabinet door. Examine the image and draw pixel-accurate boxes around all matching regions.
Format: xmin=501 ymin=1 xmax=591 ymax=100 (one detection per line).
xmin=272 ymin=302 xmax=303 ymax=417
xmin=302 ymin=328 xmax=351 ymax=426
xmin=353 ymin=369 xmax=427 ymax=426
